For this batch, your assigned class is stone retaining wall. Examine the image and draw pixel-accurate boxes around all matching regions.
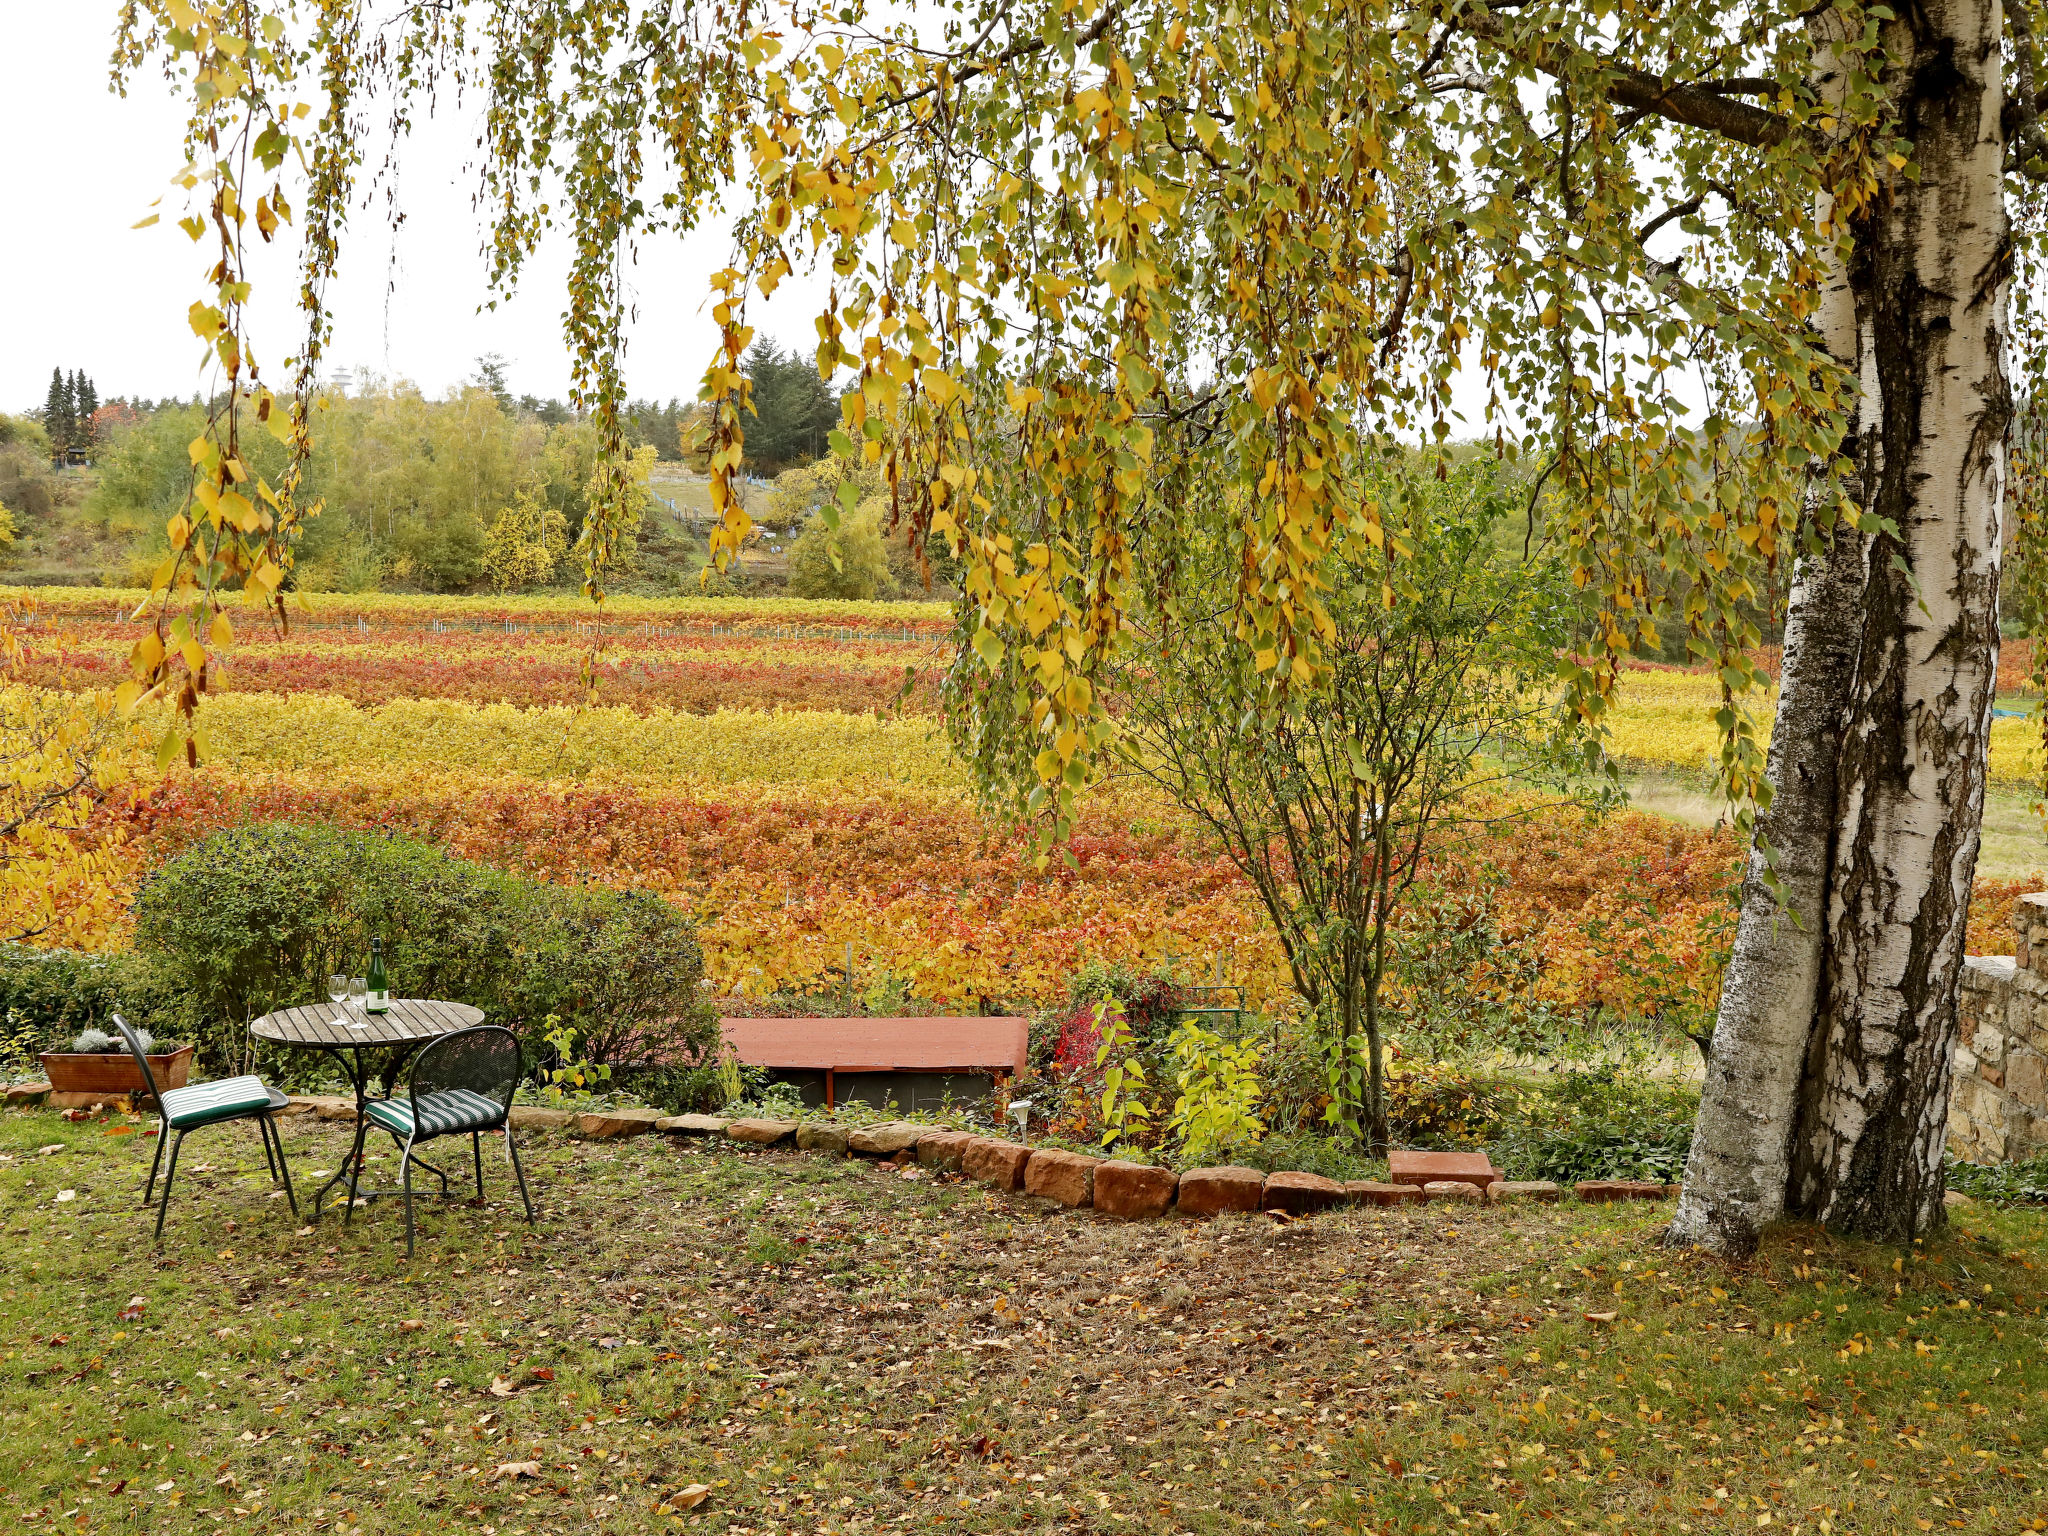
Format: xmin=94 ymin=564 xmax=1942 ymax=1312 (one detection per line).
xmin=1954 ymin=892 xmax=2048 ymax=1163
xmin=2 ymin=1093 xmax=1680 ymax=1218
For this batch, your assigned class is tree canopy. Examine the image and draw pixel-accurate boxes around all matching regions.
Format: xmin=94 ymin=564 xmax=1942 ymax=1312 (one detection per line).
xmin=112 ymin=0 xmax=2041 ymax=812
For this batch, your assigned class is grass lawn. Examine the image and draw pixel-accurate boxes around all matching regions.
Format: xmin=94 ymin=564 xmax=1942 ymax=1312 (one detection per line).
xmin=2 ymin=1108 xmax=2045 ymax=1535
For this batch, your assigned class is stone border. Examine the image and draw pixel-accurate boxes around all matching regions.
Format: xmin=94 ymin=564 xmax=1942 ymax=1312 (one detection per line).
xmin=5 ymin=1093 xmax=1683 ymax=1215
xmin=624 ymin=1113 xmax=1681 ymax=1220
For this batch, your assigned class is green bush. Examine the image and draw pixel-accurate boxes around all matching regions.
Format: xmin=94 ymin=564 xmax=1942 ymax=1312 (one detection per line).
xmin=0 ymin=945 xmax=185 ymax=1076
xmin=1945 ymin=1152 xmax=2048 ymax=1206
xmin=1487 ymin=1065 xmax=1697 ymax=1183
xmin=132 ymin=824 xmax=719 ymax=1102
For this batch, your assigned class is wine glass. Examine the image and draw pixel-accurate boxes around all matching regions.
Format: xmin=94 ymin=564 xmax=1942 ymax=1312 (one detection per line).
xmin=347 ymin=976 xmax=368 ymax=1029
xmin=327 ymin=973 xmax=350 ymax=1021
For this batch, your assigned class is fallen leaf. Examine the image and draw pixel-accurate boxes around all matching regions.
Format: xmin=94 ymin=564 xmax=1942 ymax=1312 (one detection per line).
xmin=671 ymin=1484 xmax=711 ymax=1511
xmin=491 ymin=1461 xmax=541 ymax=1482
xmin=1583 ymin=1311 xmax=1619 ymax=1324
xmin=434 ymin=1377 xmax=453 ymax=1388
xmin=118 ymin=1297 xmax=146 ymax=1323
xmin=38 ymin=1144 xmax=65 ymax=1156
xmin=488 ymin=1377 xmax=515 ymax=1397
xmin=529 ymin=1367 xmax=556 ymax=1382
xmin=55 ymin=1190 xmax=76 ymax=1203
xmin=155 ymin=1481 xmax=175 ymax=1493
xmin=104 ymin=1125 xmax=135 ymax=1137
xmin=400 ymin=1320 xmax=425 ymax=1332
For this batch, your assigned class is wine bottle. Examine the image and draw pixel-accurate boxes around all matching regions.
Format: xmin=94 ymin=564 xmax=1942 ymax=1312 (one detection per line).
xmin=366 ymin=936 xmax=391 ymax=1014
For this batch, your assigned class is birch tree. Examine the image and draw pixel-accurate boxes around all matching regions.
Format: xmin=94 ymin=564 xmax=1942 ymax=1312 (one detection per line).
xmin=119 ymin=0 xmax=2048 ymax=1250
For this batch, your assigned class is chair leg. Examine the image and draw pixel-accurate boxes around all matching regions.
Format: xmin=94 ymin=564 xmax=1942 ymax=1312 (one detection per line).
xmin=154 ymin=1130 xmax=186 ymax=1241
xmin=258 ymin=1115 xmax=280 ymax=1182
xmin=400 ymin=1138 xmax=417 ymax=1259
xmin=504 ymin=1125 xmax=535 ymax=1225
xmin=472 ymin=1131 xmax=485 ymax=1200
xmin=503 ymin=1122 xmax=536 ymax=1228
xmin=264 ymin=1116 xmax=299 ymax=1218
xmin=144 ymin=1118 xmax=168 ymax=1205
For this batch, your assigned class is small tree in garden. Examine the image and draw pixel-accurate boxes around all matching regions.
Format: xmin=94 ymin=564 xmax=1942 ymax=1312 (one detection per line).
xmin=1100 ymin=457 xmax=1593 ymax=1152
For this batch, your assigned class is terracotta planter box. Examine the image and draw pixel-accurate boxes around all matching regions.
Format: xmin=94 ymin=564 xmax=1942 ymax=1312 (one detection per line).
xmin=38 ymin=1046 xmax=193 ymax=1104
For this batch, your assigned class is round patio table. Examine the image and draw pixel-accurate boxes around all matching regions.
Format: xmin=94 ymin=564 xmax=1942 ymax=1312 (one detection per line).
xmin=251 ymin=999 xmax=484 ymax=1221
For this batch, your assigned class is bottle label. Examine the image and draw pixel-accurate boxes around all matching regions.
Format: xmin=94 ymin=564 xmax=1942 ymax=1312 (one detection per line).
xmin=367 ymin=991 xmax=390 ymax=1014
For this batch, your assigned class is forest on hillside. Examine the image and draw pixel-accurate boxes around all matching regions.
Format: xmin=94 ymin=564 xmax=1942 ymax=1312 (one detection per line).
xmin=0 ymin=342 xmax=947 ymax=599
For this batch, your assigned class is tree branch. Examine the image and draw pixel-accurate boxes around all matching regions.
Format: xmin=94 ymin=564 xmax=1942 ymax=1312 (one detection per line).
xmin=1452 ymin=13 xmax=1796 ymax=149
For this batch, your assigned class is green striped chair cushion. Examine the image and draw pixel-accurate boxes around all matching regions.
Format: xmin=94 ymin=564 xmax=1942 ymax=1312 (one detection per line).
xmin=160 ymin=1076 xmax=274 ymax=1129
xmin=366 ymin=1089 xmax=505 ymax=1140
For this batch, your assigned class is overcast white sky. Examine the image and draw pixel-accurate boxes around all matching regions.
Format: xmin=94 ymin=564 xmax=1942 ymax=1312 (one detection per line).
xmin=0 ymin=6 xmax=838 ymax=417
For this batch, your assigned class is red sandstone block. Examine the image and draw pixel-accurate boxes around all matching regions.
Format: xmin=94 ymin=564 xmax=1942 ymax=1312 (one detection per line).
xmin=1388 ymin=1149 xmax=1498 ymax=1191
xmin=1489 ymin=1180 xmax=1561 ymax=1203
xmin=1174 ymin=1165 xmax=1267 ymax=1216
xmin=1263 ymin=1170 xmax=1346 ymax=1214
xmin=1094 ymin=1160 xmax=1177 ymax=1219
xmin=915 ymin=1130 xmax=973 ymax=1169
xmin=961 ymin=1137 xmax=1032 ymax=1192
xmin=1345 ymin=1180 xmax=1424 ymax=1207
xmin=1575 ymin=1180 xmax=1667 ymax=1203
xmin=1023 ymin=1148 xmax=1103 ymax=1208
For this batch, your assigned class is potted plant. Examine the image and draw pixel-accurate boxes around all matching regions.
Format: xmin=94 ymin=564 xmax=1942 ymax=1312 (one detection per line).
xmin=39 ymin=1026 xmax=193 ymax=1103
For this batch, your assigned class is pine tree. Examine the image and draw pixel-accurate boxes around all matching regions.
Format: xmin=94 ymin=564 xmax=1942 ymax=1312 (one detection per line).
xmin=73 ymin=371 xmax=98 ymax=460
xmin=43 ymin=368 xmax=72 ymax=464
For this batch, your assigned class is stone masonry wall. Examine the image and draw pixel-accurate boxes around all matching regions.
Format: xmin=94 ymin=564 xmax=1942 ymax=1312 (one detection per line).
xmin=1951 ymin=893 xmax=2048 ymax=1163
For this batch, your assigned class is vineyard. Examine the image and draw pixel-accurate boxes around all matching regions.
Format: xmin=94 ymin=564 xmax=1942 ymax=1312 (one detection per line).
xmin=4 ymin=584 xmax=2042 ymax=1046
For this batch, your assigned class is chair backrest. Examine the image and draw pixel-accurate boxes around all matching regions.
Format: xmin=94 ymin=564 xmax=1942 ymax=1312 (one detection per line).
xmin=109 ymin=1013 xmax=164 ymax=1110
xmin=408 ymin=1025 xmax=522 ymax=1114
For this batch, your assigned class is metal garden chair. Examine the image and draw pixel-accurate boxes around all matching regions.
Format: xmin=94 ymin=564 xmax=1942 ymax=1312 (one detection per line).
xmin=364 ymin=1024 xmax=534 ymax=1257
xmin=112 ymin=1013 xmax=297 ymax=1240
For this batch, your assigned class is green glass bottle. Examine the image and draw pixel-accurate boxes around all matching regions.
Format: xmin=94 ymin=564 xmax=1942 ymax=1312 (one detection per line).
xmin=366 ymin=936 xmax=391 ymax=1014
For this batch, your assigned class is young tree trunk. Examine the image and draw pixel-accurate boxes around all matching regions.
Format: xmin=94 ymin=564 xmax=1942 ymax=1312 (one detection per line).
xmin=1787 ymin=0 xmax=2010 ymax=1242
xmin=1676 ymin=0 xmax=2008 ymax=1253
xmin=1666 ymin=520 xmax=1866 ymax=1256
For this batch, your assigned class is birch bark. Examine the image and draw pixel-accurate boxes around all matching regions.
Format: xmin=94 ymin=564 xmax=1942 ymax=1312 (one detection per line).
xmin=1787 ymin=0 xmax=2011 ymax=1242
xmin=1673 ymin=0 xmax=2009 ymax=1252
xmin=1666 ymin=522 xmax=1865 ymax=1256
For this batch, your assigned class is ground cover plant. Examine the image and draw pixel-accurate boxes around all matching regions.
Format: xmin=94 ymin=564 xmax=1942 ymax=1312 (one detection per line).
xmin=3 ymin=1108 xmax=2047 ymax=1536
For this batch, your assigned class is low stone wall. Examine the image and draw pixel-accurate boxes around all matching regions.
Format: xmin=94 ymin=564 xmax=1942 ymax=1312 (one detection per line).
xmin=1952 ymin=892 xmax=2048 ymax=1163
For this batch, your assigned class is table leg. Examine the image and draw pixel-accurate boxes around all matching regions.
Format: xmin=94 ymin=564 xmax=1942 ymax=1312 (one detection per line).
xmin=309 ymin=1040 xmax=454 ymax=1216
xmin=310 ymin=1046 xmax=372 ymax=1223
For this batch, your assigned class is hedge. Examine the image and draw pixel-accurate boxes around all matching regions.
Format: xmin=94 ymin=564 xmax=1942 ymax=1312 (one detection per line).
xmin=108 ymin=823 xmax=719 ymax=1102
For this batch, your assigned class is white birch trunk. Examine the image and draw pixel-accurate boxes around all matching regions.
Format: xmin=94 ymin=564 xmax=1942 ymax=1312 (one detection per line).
xmin=1674 ymin=0 xmax=2009 ymax=1251
xmin=1787 ymin=0 xmax=2011 ymax=1241
xmin=1666 ymin=523 xmax=1866 ymax=1255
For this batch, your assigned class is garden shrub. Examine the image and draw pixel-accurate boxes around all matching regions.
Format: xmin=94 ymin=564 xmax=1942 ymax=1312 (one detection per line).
xmin=132 ymin=823 xmax=719 ymax=1101
xmin=1945 ymin=1152 xmax=2048 ymax=1206
xmin=1163 ymin=1018 xmax=1266 ymax=1166
xmin=0 ymin=944 xmax=185 ymax=1072
xmin=1486 ymin=1064 xmax=1697 ymax=1183
xmin=1383 ymin=1055 xmax=1530 ymax=1145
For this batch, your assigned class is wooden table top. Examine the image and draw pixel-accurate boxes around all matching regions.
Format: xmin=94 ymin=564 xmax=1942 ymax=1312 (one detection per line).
xmin=250 ymin=998 xmax=484 ymax=1048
